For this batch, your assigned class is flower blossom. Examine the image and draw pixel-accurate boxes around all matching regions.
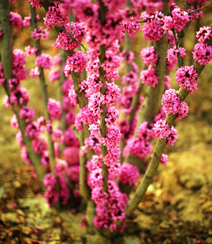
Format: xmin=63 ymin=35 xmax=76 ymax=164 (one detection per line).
xmin=175 ymin=65 xmax=198 ymax=94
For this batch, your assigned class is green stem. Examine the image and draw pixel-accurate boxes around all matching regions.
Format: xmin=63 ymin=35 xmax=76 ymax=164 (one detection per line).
xmin=0 ymin=0 xmax=45 ymax=187
xmin=125 ymin=58 xmax=210 ymax=218
xmin=98 ymin=0 xmax=108 ymax=193
xmin=59 ymin=49 xmax=67 ymax=152
xmin=30 ymin=4 xmax=56 ymax=177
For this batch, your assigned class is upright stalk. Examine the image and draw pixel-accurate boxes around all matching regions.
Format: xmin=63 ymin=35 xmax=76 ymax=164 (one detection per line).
xmin=125 ymin=57 xmax=210 ymax=217
xmin=30 ymin=5 xmax=56 ymax=176
xmin=99 ymin=0 xmax=108 ymax=193
xmin=0 ymin=0 xmax=45 ymax=186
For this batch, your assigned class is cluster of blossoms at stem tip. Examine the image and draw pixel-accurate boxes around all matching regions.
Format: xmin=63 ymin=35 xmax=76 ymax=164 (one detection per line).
xmin=163 ymin=6 xmax=189 ymax=33
xmin=175 ymin=65 xmax=198 ymax=94
xmin=193 ymin=27 xmax=212 ymax=65
xmin=162 ymin=89 xmax=188 ymax=120
xmin=153 ymin=119 xmax=177 ymax=146
xmin=141 ymin=11 xmax=164 ymax=41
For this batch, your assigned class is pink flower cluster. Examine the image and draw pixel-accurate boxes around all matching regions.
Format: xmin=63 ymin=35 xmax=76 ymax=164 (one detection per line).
xmin=163 ymin=6 xmax=189 ymax=33
xmin=29 ymin=0 xmax=44 ymax=8
xmin=162 ymin=89 xmax=188 ymax=120
xmin=141 ymin=11 xmax=164 ymax=41
xmin=166 ymin=46 xmax=186 ymax=71
xmin=140 ymin=65 xmax=159 ymax=88
xmin=13 ymin=49 xmax=27 ymax=81
xmin=10 ymin=12 xmax=22 ymax=29
xmin=175 ymin=65 xmax=198 ymax=94
xmin=43 ymin=173 xmax=59 ymax=207
xmin=31 ymin=27 xmax=49 ymax=40
xmin=64 ymin=51 xmax=87 ymax=75
xmin=35 ymin=53 xmax=52 ymax=70
xmin=151 ymin=153 xmax=169 ymax=165
xmin=44 ymin=5 xmax=69 ymax=30
xmin=119 ymin=163 xmax=139 ymax=186
xmin=0 ymin=63 xmax=5 ymax=85
xmin=123 ymin=121 xmax=153 ymax=159
xmin=119 ymin=49 xmax=140 ymax=115
xmin=47 ymin=98 xmax=62 ymax=120
xmin=55 ymin=22 xmax=85 ymax=50
xmin=122 ymin=17 xmax=142 ymax=38
xmin=140 ymin=46 xmax=158 ymax=66
xmin=153 ymin=119 xmax=177 ymax=146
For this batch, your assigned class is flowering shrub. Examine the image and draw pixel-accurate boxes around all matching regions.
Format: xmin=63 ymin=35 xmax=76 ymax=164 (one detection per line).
xmin=0 ymin=0 xmax=212 ymax=239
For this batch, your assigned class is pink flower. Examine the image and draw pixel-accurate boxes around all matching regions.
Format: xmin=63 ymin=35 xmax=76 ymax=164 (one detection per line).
xmin=102 ymin=126 xmax=122 ymax=149
xmin=124 ymin=137 xmax=152 ymax=159
xmin=193 ymin=43 xmax=212 ymax=65
xmin=153 ymin=119 xmax=178 ymax=146
xmin=25 ymin=46 xmax=37 ymax=57
xmin=141 ymin=11 xmax=164 ymax=41
xmin=196 ymin=26 xmax=212 ymax=43
xmin=25 ymin=122 xmax=40 ymax=139
xmin=151 ymin=153 xmax=169 ymax=165
xmin=153 ymin=119 xmax=170 ymax=139
xmin=19 ymin=106 xmax=35 ymax=123
xmin=16 ymin=130 xmax=24 ymax=146
xmin=67 ymin=165 xmax=79 ymax=183
xmin=48 ymin=69 xmax=60 ymax=82
xmin=55 ymin=22 xmax=85 ymax=50
xmin=175 ymin=65 xmax=198 ymax=94
xmin=35 ymin=53 xmax=52 ymax=70
xmin=162 ymin=89 xmax=188 ymax=120
xmin=64 ymin=129 xmax=79 ymax=147
xmin=9 ymin=88 xmax=29 ymax=106
xmin=10 ymin=12 xmax=22 ymax=29
xmin=21 ymin=147 xmax=31 ymax=165
xmin=171 ymin=6 xmax=189 ymax=32
xmin=64 ymin=51 xmax=87 ymax=75
xmin=140 ymin=65 xmax=159 ymax=87
xmin=47 ymin=98 xmax=62 ymax=120
xmin=31 ymin=27 xmax=49 ymax=40
xmin=32 ymin=135 xmax=48 ymax=154
xmin=63 ymin=147 xmax=79 ymax=165
xmin=44 ymin=5 xmax=69 ymax=30
xmin=140 ymin=46 xmax=158 ymax=66
xmin=51 ymin=128 xmax=63 ymax=143
xmin=11 ymin=114 xmax=19 ymax=129
xmin=12 ymin=49 xmax=27 ymax=81
xmin=29 ymin=67 xmax=40 ymax=78
xmin=119 ymin=163 xmax=139 ymax=186
xmin=29 ymin=0 xmax=44 ymax=8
